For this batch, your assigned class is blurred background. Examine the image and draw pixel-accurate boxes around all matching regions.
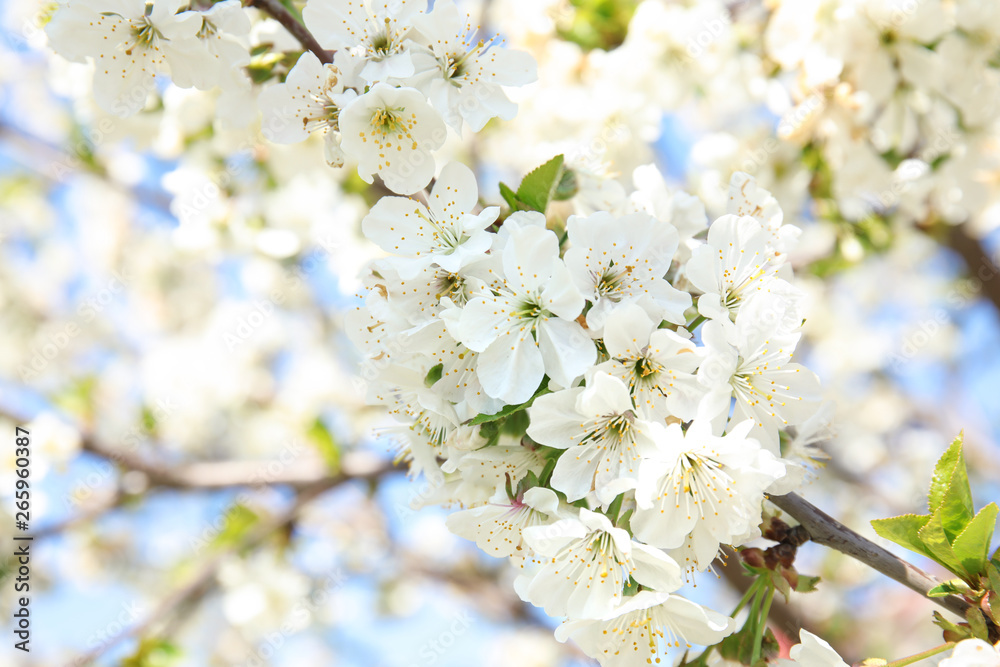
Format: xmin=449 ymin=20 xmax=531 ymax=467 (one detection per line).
xmin=2 ymin=0 xmax=1000 ymax=664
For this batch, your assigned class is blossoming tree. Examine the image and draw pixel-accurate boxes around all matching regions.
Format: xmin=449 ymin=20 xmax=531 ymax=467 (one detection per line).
xmin=4 ymin=0 xmax=1000 ymax=665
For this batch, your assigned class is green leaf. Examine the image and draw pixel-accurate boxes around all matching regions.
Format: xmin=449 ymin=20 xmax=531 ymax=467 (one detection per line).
xmin=871 ymin=514 xmax=933 ymax=560
xmin=478 ymin=420 xmax=502 ymax=448
xmin=929 ymin=435 xmax=963 ymax=512
xmin=123 ymin=638 xmax=183 ymax=667
xmin=606 ymin=493 xmax=625 ymax=524
xmin=501 ymin=408 xmax=530 ymax=436
xmin=538 ymin=455 xmax=558 ymax=487
xmin=553 ymin=167 xmax=579 ymax=201
xmin=951 ymin=503 xmax=999 ymax=580
xmin=771 ymin=569 xmax=791 ymax=603
xmin=622 ymin=575 xmax=640 ymax=597
xmin=555 ymin=0 xmax=639 ymax=51
xmin=933 ymin=610 xmax=973 ymax=641
xmin=927 ymin=579 xmax=972 ymax=598
xmin=424 ymin=363 xmax=443 ymax=388
xmin=917 ymin=511 xmax=966 ymax=576
xmin=929 ymin=435 xmax=974 ymax=535
xmin=307 ymin=418 xmax=341 ymax=472
xmin=516 ymin=155 xmax=565 ymax=213
xmin=467 ymin=386 xmax=551 ymax=425
xmin=210 ymin=504 xmax=259 ymax=550
xmin=987 ymin=562 xmax=1000 ymax=593
xmin=794 ymin=574 xmax=821 ymax=593
xmin=498 ymin=182 xmax=522 ymax=211
xmin=966 ymin=606 xmax=990 ymax=640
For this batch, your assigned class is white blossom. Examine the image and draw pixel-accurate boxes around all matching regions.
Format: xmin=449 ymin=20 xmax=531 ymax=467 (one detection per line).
xmin=446 ymin=486 xmax=560 ymax=558
xmin=258 ymin=51 xmax=358 ymax=167
xmin=555 ymin=591 xmax=736 ymax=664
xmin=409 ymin=0 xmax=537 ymax=131
xmin=515 ymin=508 xmax=682 ymax=619
xmin=45 ymin=0 xmax=204 ymax=115
xmin=361 ymin=161 xmax=498 ymax=278
xmin=632 ymin=420 xmax=786 ymax=571
xmin=698 ymin=313 xmax=821 ymax=452
xmin=593 ymin=303 xmax=703 ymax=421
xmin=339 ymin=83 xmax=447 ymax=194
xmin=940 ymin=639 xmax=1000 ymax=667
xmin=777 ymin=630 xmax=850 ymax=667
xmin=564 ymin=210 xmax=690 ymax=334
xmin=527 ymin=372 xmax=661 ymax=505
xmin=454 ymin=221 xmax=595 ymax=404
xmin=302 ymin=0 xmax=422 ymax=83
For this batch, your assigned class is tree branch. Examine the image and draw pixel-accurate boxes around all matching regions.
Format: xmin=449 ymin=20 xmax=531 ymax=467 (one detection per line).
xmin=68 ymin=479 xmax=336 ymax=666
xmin=243 ymin=0 xmax=333 ymax=64
xmin=769 ymin=492 xmax=988 ymax=625
xmin=945 ymin=224 xmax=1000 ymax=313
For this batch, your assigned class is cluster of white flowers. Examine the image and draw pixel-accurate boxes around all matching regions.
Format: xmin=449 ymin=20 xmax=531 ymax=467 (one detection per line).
xmin=45 ymin=0 xmax=254 ymax=116
xmin=44 ymin=0 xmax=536 ymax=195
xmin=257 ymin=0 xmax=535 ymax=193
xmin=348 ymin=162 xmax=823 ymax=663
xmin=766 ymin=0 xmax=1000 ymax=226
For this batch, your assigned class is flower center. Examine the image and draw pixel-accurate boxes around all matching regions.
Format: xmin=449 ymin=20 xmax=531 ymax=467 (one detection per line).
xmin=197 ymin=18 xmax=217 ymax=40
xmin=592 ymin=261 xmax=633 ymax=301
xmin=634 ymin=355 xmax=663 ymax=380
xmin=515 ymin=297 xmax=547 ymax=320
xmin=126 ymin=16 xmax=159 ymax=55
xmin=434 ymin=271 xmax=467 ymax=304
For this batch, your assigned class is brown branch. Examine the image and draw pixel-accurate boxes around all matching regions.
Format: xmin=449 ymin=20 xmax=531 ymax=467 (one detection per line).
xmin=945 ymin=224 xmax=1000 ymax=314
xmin=769 ymin=492 xmax=988 ymax=625
xmin=32 ymin=490 xmax=123 ymax=540
xmin=2 ymin=405 xmax=394 ymax=492
xmin=67 ymin=479 xmax=336 ymax=667
xmin=243 ymin=0 xmax=333 ymax=64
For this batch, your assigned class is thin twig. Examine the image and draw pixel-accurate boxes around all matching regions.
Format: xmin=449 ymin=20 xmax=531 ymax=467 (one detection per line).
xmin=945 ymin=224 xmax=1000 ymax=315
xmin=243 ymin=0 xmax=333 ymax=64
xmin=769 ymin=492 xmax=990 ymax=625
xmin=66 ymin=479 xmax=335 ymax=667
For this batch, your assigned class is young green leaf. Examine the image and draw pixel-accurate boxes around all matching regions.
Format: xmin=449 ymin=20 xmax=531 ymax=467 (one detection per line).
xmin=925 ymin=434 xmax=975 ymax=546
xmin=929 ymin=435 xmax=963 ymax=512
xmin=933 ymin=610 xmax=973 ymax=642
xmin=466 ymin=385 xmax=551 ymax=425
xmin=988 ymin=562 xmax=1000 ymax=593
xmin=917 ymin=511 xmax=967 ymax=577
xmin=516 ymin=155 xmax=565 ymax=213
xmin=606 ymin=493 xmax=625 ymax=523
xmin=498 ymin=181 xmax=522 ymax=211
xmin=966 ymin=606 xmax=990 ymax=640
xmin=553 ymin=166 xmax=579 ymax=201
xmin=307 ymin=417 xmax=341 ymax=472
xmin=871 ymin=513 xmax=933 ymax=560
xmin=424 ymin=363 xmax=444 ymax=387
xmin=794 ymin=574 xmax=821 ymax=594
xmin=951 ymin=502 xmax=1000 ymax=580
xmin=927 ymin=579 xmax=972 ymax=598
